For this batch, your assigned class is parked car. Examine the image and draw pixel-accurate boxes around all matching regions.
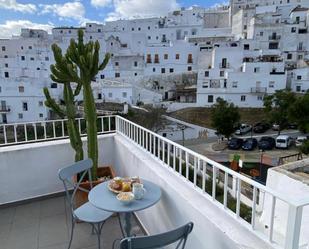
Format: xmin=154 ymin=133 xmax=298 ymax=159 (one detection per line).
xmin=258 ymin=136 xmax=276 ymax=150
xmin=228 ymin=138 xmax=243 ymax=150
xmin=253 ymin=122 xmax=270 ymax=133
xmin=235 ymin=124 xmax=252 ymax=135
xmin=288 ymin=123 xmax=298 ymax=129
xmin=242 ymin=138 xmax=258 ymax=151
xmin=295 ymin=136 xmax=308 ymax=147
xmin=275 ymin=135 xmax=293 ymax=149
xmin=272 ymin=124 xmax=280 ymax=131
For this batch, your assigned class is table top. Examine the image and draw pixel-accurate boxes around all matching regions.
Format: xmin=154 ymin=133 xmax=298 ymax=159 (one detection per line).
xmin=88 ymin=179 xmax=161 ymax=213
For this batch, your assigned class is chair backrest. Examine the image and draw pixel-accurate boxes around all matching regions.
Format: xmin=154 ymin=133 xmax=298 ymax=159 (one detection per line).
xmin=119 ymin=222 xmax=194 ymax=249
xmin=58 ymin=158 xmax=93 ymax=212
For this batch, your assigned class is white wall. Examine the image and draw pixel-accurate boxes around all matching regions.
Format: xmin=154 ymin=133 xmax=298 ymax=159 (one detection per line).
xmin=0 ymin=135 xmax=115 ymax=204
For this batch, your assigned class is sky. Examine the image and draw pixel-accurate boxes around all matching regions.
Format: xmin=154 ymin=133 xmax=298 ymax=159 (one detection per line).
xmin=0 ymin=0 xmax=228 ymax=38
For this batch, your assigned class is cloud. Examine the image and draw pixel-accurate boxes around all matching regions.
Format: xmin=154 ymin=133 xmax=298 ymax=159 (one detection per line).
xmin=91 ymin=0 xmax=112 ymax=8
xmin=0 ymin=20 xmax=54 ymax=39
xmin=0 ymin=0 xmax=36 ymax=13
xmin=105 ymin=0 xmax=179 ymax=21
xmin=40 ymin=1 xmax=85 ymax=23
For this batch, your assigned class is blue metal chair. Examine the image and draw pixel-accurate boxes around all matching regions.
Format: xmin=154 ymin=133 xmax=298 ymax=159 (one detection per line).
xmin=58 ymin=158 xmax=113 ymax=249
xmin=117 ymin=222 xmax=194 ymax=249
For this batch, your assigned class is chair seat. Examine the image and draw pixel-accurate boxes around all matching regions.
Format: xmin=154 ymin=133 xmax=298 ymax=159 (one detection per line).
xmin=74 ymin=202 xmax=113 ymax=223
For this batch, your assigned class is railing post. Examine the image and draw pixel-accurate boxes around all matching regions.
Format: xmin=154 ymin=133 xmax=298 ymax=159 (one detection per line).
xmin=284 ymin=205 xmax=303 ymax=249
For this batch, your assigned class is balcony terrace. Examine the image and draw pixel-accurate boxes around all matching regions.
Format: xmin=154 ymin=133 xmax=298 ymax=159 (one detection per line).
xmin=0 ymin=116 xmax=309 ymax=249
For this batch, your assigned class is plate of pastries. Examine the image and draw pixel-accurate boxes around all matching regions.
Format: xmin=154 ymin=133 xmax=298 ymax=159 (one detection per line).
xmin=108 ymin=176 xmax=141 ymax=194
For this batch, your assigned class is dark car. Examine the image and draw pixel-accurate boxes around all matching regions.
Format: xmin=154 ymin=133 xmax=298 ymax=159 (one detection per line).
xmin=288 ymin=123 xmax=297 ymax=129
xmin=253 ymin=122 xmax=270 ymax=133
xmin=242 ymin=138 xmax=258 ymax=151
xmin=228 ymin=138 xmax=243 ymax=150
xmin=258 ymin=136 xmax=276 ymax=150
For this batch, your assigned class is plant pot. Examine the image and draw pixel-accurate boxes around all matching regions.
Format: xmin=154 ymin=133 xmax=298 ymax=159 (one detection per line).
xmin=74 ymin=166 xmax=116 ymax=208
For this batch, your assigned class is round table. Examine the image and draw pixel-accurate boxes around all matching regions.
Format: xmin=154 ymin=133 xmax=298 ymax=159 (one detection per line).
xmin=89 ymin=179 xmax=161 ymax=237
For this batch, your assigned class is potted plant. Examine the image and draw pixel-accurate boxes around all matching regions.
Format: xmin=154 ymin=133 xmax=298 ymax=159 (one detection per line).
xmin=46 ymin=30 xmax=115 ymax=207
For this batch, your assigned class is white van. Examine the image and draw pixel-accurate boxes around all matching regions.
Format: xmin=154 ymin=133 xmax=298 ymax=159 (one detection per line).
xmin=276 ymin=135 xmax=293 ymax=149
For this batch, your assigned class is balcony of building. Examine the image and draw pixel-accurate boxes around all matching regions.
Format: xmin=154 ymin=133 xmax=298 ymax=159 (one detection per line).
xmin=0 ymin=116 xmax=308 ymax=249
xmin=0 ymin=105 xmax=11 ymax=113
xmin=251 ymin=87 xmax=267 ymax=93
xmin=268 ymin=35 xmax=281 ymax=41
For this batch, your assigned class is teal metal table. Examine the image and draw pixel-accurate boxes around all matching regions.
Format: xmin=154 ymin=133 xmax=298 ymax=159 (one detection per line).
xmin=89 ymin=179 xmax=161 ymax=237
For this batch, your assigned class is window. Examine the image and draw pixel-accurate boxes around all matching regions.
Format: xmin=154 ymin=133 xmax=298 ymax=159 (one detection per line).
xmin=131 ymin=28 xmax=135 ymax=31
xmin=21 ymin=46 xmax=23 ymax=50
xmin=108 ymin=92 xmax=112 ymax=98
xmin=18 ymin=113 xmax=23 ymax=119
xmin=51 ymin=83 xmax=57 ymax=88
xmin=4 ymin=72 xmax=9 ymax=78
xmin=138 ymin=27 xmax=141 ymax=31
xmin=257 ymin=96 xmax=263 ymax=101
xmin=115 ymin=61 xmax=119 ymax=66
xmin=298 ymin=55 xmax=303 ymax=60
xmin=169 ymin=68 xmax=174 ymax=73
xmin=291 ymin=27 xmax=296 ymax=33
xmin=4 ymin=55 xmax=8 ymax=58
xmin=175 ymin=54 xmax=180 ymax=60
xmin=244 ymin=44 xmax=250 ymax=50
xmin=208 ymin=95 xmax=214 ymax=103
xmin=30 ymin=57 xmax=34 ymax=61
xmin=187 ymin=66 xmax=192 ymax=71
xmin=296 ymin=16 xmax=300 ymax=24
xmin=164 ymin=54 xmax=168 ymax=60
xmin=287 ymin=53 xmax=292 ymax=60
xmin=161 ymin=68 xmax=165 ymax=74
xmin=269 ymin=81 xmax=275 ymax=88
xmin=148 ymin=36 xmax=151 ymax=40
xmin=260 ymin=31 xmax=264 ymax=36
xmin=254 ymin=67 xmax=260 ymax=73
xmin=153 ymin=68 xmax=156 ymax=72
xmin=241 ymin=95 xmax=246 ymax=102
xmin=243 ymin=25 xmax=247 ymax=30
xmin=269 ymin=42 xmax=278 ymax=49
xmin=187 ymin=54 xmax=193 ymax=63
xmin=134 ymin=61 xmax=138 ymax=67
xmin=220 ymin=71 xmax=224 ymax=77
xmin=148 ymin=26 xmax=150 ymax=30
xmin=28 ymin=46 xmax=32 ymax=49
xmin=122 ymin=92 xmax=127 ymax=98
xmin=21 ymin=56 xmax=25 ymax=61
xmin=232 ymin=81 xmax=238 ymax=88
xmin=146 ymin=54 xmax=151 ymax=63
xmin=296 ymin=85 xmax=301 ymax=92
xmin=202 ymin=82 xmax=209 ymax=88
xmin=45 ymin=56 xmax=49 ymax=61
xmin=5 ymin=63 xmax=8 ymax=68
xmin=205 ymin=71 xmax=209 ymax=77
xmin=23 ymin=102 xmax=28 ymax=111
xmin=1 ymin=46 xmax=5 ymax=51
xmin=134 ymin=72 xmax=137 ymax=76
xmin=39 ymin=101 xmax=43 ymax=106
xmin=154 ymin=54 xmax=159 ymax=63
xmin=39 ymin=113 xmax=43 ymax=118
xmin=115 ymin=72 xmax=120 ymax=78
xmin=100 ymin=74 xmax=105 ymax=79
xmin=98 ymin=29 xmax=101 ymax=32
xmin=297 ymin=75 xmax=302 ymax=80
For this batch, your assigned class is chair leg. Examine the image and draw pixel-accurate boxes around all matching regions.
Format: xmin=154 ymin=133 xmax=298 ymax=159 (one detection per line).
xmin=68 ymin=218 xmax=75 ymax=249
xmin=97 ymin=223 xmax=101 ymax=249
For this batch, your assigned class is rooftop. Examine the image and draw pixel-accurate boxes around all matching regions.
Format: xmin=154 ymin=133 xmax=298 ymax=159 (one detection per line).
xmin=0 ymin=115 xmax=308 ymax=249
xmin=0 ymin=196 xmax=144 ymax=249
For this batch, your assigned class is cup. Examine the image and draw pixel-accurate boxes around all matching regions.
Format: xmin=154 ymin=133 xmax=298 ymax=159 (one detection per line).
xmin=132 ymin=183 xmax=146 ymax=200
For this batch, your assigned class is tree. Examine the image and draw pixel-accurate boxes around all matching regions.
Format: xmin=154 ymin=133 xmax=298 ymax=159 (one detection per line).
xmin=211 ymin=98 xmax=240 ymax=139
xmin=49 ymin=29 xmax=110 ymax=179
xmin=289 ymin=92 xmax=309 ymax=133
xmin=263 ymin=89 xmax=296 ymax=134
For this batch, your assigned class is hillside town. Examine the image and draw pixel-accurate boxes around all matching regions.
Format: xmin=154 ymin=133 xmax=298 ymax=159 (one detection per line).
xmin=0 ymin=0 xmax=309 ymax=123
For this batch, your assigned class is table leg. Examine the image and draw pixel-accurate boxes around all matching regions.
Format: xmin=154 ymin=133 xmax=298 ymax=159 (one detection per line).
xmin=118 ymin=212 xmax=133 ymax=237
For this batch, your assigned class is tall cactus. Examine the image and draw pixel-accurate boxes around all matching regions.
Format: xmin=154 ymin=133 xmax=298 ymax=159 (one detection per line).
xmin=48 ymin=29 xmax=110 ymax=180
xmin=44 ymin=44 xmax=84 ymax=162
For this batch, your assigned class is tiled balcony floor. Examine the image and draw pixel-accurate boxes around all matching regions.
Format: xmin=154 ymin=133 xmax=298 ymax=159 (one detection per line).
xmin=0 ymin=196 xmax=145 ymax=249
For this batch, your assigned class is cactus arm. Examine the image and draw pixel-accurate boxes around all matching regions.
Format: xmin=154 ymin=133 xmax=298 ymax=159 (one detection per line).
xmin=43 ymin=87 xmax=66 ymax=118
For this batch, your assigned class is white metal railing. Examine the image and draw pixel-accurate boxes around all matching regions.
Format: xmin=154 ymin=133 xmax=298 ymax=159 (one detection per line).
xmin=0 ymin=116 xmax=116 ymax=146
xmin=115 ymin=116 xmax=309 ymax=249
xmin=0 ymin=115 xmax=308 ymax=248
